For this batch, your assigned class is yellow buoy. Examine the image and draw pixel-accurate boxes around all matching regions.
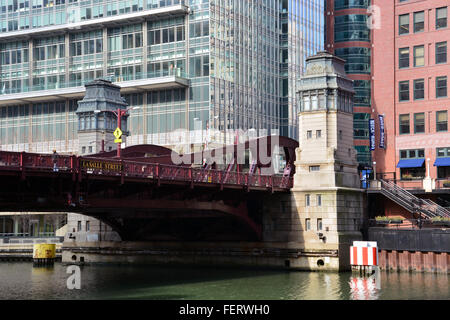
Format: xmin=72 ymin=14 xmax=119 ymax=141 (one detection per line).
xmin=33 ymin=244 xmax=56 ymax=265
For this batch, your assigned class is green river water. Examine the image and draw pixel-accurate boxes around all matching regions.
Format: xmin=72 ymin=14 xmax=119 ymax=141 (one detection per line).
xmin=0 ymin=262 xmax=448 ymax=300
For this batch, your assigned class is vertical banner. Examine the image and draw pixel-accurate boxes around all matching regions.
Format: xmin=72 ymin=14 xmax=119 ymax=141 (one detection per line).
xmin=379 ymin=115 xmax=385 ymax=149
xmin=369 ymin=119 xmax=375 ymax=151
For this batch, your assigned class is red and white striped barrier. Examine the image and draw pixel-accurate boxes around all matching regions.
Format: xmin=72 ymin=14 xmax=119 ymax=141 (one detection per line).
xmin=350 ymin=241 xmax=378 ymax=266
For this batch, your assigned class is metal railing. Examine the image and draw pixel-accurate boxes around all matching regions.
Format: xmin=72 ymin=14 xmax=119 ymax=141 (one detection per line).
xmin=0 ymin=70 xmax=189 ymax=95
xmin=379 ymin=179 xmax=450 ymax=219
xmin=0 ymin=151 xmax=293 ymax=190
xmin=376 ymin=172 xmax=450 ymax=191
xmin=436 ymin=179 xmax=450 ymax=189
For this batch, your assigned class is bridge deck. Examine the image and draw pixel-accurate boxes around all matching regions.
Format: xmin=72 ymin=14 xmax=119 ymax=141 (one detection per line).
xmin=0 ymin=151 xmax=293 ymax=192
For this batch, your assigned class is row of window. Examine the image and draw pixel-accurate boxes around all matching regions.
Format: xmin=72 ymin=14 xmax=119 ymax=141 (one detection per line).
xmin=334 ymin=0 xmax=369 ymax=10
xmin=304 ymin=218 xmax=323 ymax=232
xmin=399 ymin=77 xmax=448 ymax=101
xmin=399 ymin=42 xmax=447 ymax=69
xmin=305 ymin=194 xmax=322 ymax=207
xmin=399 ymin=147 xmax=450 ymax=180
xmin=306 ymin=130 xmax=321 ymax=139
xmin=399 ymin=110 xmax=448 ymax=134
xmin=335 ymin=47 xmax=371 ymax=74
xmin=0 ymin=23 xmax=205 ymax=65
xmin=334 ymin=14 xmax=370 ymax=43
xmin=0 ymin=23 xmax=181 ymax=64
xmin=399 ymin=7 xmax=447 ymax=35
xmin=76 ymin=220 xmax=90 ymax=232
xmin=148 ymin=26 xmax=185 ymax=45
xmin=1 ymin=1 xmax=185 ymax=31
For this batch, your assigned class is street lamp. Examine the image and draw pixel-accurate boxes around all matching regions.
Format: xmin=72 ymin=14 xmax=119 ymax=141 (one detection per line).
xmin=94 ymin=106 xmax=141 ymax=158
xmin=373 ymin=161 xmax=377 ymax=181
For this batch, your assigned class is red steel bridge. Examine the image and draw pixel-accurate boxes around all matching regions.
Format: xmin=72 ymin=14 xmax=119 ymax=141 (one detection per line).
xmin=0 ymin=136 xmax=297 ymax=241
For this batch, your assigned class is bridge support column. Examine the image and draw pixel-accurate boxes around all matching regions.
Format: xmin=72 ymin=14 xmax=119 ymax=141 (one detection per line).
xmin=288 ymin=52 xmax=367 ymax=272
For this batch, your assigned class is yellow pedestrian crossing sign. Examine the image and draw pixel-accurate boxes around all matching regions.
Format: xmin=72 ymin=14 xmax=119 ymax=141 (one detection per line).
xmin=113 ymin=127 xmax=122 ymax=139
xmin=114 ymin=138 xmax=122 ymax=143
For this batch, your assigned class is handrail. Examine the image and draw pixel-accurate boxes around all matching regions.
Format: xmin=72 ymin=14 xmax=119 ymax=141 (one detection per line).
xmin=422 ymin=199 xmax=450 ymax=218
xmin=379 ymin=179 xmax=450 ymax=218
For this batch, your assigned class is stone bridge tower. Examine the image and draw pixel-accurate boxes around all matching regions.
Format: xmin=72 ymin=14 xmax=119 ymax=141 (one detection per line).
xmin=292 ymin=51 xmax=366 ymax=271
xmin=76 ymin=79 xmax=128 ymax=155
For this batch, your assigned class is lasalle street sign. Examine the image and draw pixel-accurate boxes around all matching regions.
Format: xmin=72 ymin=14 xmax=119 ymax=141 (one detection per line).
xmin=80 ymin=159 xmax=123 ymax=171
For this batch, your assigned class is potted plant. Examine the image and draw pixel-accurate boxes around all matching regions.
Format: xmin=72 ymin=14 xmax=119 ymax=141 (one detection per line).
xmin=431 ymin=217 xmax=450 ymax=226
xmin=375 ymin=216 xmax=405 ymax=224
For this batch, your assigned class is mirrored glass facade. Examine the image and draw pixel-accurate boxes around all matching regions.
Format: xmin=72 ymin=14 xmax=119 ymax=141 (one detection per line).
xmin=326 ymin=0 xmax=372 ymax=166
xmin=0 ymin=0 xmax=324 ymax=154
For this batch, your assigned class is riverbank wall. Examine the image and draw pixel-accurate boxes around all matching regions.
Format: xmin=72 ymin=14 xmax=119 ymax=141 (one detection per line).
xmin=0 ymin=237 xmax=63 ymax=261
xmin=62 ymin=241 xmax=343 ymax=272
xmin=368 ymin=227 xmax=450 ymax=274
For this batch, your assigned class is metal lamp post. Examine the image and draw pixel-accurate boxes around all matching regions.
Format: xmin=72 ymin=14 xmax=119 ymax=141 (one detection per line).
xmin=94 ymin=106 xmax=140 ymax=158
xmin=373 ymin=161 xmax=377 ymax=181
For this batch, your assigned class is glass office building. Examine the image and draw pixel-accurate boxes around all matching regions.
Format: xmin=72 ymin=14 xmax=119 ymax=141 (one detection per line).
xmin=0 ymin=0 xmax=324 ymax=154
xmin=325 ymin=0 xmax=372 ymax=167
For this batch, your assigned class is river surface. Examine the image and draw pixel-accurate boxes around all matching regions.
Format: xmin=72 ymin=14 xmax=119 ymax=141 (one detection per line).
xmin=0 ymin=262 xmax=448 ymax=300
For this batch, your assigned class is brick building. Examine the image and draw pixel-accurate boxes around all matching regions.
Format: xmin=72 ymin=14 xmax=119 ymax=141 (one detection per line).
xmin=372 ymin=0 xmax=450 ymax=190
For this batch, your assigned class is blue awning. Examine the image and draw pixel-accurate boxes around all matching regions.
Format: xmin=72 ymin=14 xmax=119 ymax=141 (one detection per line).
xmin=397 ymin=159 xmax=425 ymax=168
xmin=434 ymin=157 xmax=450 ymax=167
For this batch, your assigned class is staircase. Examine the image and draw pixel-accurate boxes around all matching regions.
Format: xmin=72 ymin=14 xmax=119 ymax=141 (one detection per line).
xmin=379 ymin=179 xmax=450 ymax=219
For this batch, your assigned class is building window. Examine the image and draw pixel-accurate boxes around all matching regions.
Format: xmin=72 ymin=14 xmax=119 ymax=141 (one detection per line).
xmin=77 ymin=221 xmax=82 ymax=232
xmin=436 ymin=76 xmax=448 ymax=98
xmin=437 ymin=151 xmax=450 ymax=179
xmin=399 ymin=81 xmax=409 ymax=101
xmin=414 ymin=11 xmax=424 ymax=33
xmin=400 ymin=149 xmax=425 ymax=159
xmin=309 ymin=166 xmax=320 ymax=172
xmin=305 ymin=194 xmax=310 ymax=207
xmin=414 ymin=113 xmax=425 ymax=134
xmin=81 ymin=146 xmax=86 ymax=154
xmin=305 ymin=218 xmax=311 ymax=231
xmin=436 ymin=7 xmax=448 ymax=29
xmin=354 ymin=113 xmax=370 ymax=139
xmin=399 ymin=47 xmax=410 ymax=68
xmin=399 ymin=14 xmax=409 ymax=35
xmin=307 ymin=130 xmax=312 ymax=139
xmin=317 ymin=195 xmax=322 ymax=207
xmin=413 ymin=79 xmax=424 ymax=100
xmin=88 ymin=146 xmax=92 ymax=153
xmin=436 ymin=42 xmax=447 ymax=64
xmin=436 ymin=147 xmax=450 ymax=179
xmin=316 ymin=130 xmax=321 ymax=138
xmin=303 ymin=96 xmax=310 ymax=111
xmin=437 ymin=147 xmax=450 ymax=158
xmin=400 ymin=114 xmax=410 ymax=134
xmin=317 ymin=219 xmax=323 ymax=231
xmin=413 ymin=45 xmax=425 ymax=67
xmin=86 ymin=221 xmax=90 ymax=232
xmin=436 ymin=77 xmax=447 ymax=98
xmin=399 ymin=149 xmax=425 ymax=180
xmin=436 ymin=111 xmax=448 ymax=132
